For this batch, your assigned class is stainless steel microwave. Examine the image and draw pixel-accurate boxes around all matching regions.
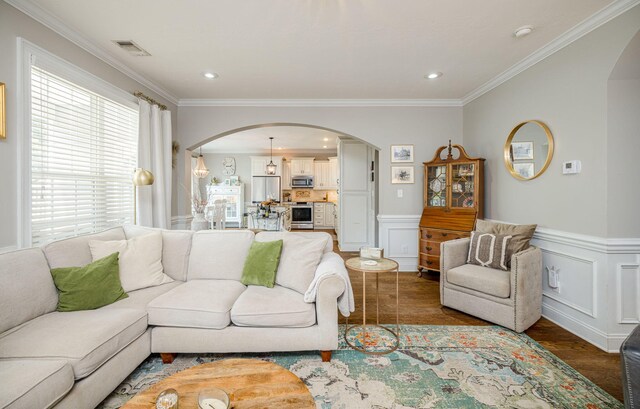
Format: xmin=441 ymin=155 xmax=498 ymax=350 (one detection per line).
xmin=291 ymin=175 xmax=314 ymax=188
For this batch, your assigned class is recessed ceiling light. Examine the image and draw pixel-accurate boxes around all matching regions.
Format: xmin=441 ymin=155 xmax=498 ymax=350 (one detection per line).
xmin=425 ymin=72 xmax=442 ymax=80
xmin=514 ymin=25 xmax=534 ymax=38
xmin=323 ymin=137 xmax=329 ymax=141
xmin=323 ymin=145 xmax=328 ymax=149
xmin=203 ymin=72 xmax=219 ymax=80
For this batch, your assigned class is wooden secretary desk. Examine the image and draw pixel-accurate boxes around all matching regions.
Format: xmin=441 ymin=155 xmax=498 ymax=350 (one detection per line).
xmin=418 ymin=142 xmax=484 ymax=275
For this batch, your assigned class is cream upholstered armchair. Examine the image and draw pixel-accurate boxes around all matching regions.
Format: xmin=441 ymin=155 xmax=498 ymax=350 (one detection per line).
xmin=439 ymin=238 xmax=542 ymax=332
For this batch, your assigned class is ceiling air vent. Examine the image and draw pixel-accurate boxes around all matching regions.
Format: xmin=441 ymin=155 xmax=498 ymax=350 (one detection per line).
xmin=113 ymin=40 xmax=151 ymax=56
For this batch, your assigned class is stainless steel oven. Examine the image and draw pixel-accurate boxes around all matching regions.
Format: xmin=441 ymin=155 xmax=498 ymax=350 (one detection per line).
xmin=290 ymin=203 xmax=313 ymax=229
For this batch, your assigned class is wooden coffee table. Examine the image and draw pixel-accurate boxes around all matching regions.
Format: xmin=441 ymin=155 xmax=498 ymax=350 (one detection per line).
xmin=121 ymin=358 xmax=315 ymax=409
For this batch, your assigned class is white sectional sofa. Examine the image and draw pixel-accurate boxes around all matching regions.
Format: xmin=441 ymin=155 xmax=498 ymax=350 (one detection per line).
xmin=0 ymin=226 xmax=349 ymax=409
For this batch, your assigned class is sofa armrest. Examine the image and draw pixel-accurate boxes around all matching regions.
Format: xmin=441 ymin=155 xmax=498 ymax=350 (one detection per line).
xmin=315 ymin=275 xmax=345 ymax=350
xmin=510 ymin=246 xmax=543 ymax=332
xmin=305 ymin=252 xmax=353 ymax=316
xmin=440 ymin=238 xmax=470 ymax=274
xmin=440 ymin=238 xmax=470 ymax=302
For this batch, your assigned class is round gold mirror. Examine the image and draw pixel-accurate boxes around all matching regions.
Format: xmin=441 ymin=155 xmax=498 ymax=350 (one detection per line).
xmin=504 ymin=120 xmax=554 ymax=181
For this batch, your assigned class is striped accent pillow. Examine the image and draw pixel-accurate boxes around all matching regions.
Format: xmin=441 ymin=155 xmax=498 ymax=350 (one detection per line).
xmin=467 ymin=231 xmax=513 ymax=271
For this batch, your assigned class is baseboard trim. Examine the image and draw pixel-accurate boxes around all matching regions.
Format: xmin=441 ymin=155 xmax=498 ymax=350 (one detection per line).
xmin=542 ymin=303 xmax=611 ymax=352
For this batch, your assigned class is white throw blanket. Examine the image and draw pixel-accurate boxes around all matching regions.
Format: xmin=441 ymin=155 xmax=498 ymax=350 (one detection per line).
xmin=304 ymin=252 xmax=355 ymax=317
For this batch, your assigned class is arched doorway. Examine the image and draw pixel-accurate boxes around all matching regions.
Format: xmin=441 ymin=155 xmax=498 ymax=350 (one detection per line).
xmin=607 ymin=29 xmax=640 ymax=237
xmin=185 ymin=123 xmax=379 ymax=250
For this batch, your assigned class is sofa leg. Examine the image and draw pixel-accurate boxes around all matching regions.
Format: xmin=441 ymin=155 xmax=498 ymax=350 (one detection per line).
xmin=320 ymin=351 xmax=332 ymax=362
xmin=161 ymin=353 xmax=176 ymax=364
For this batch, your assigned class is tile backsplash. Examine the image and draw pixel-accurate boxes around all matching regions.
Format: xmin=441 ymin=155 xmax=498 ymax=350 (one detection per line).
xmin=284 ymin=189 xmax=337 ymax=202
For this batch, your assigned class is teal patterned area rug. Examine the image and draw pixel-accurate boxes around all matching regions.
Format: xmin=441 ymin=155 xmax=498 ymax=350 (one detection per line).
xmin=99 ymin=325 xmax=621 ymax=409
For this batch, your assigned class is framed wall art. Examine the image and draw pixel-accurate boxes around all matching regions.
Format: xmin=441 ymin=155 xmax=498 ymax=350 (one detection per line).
xmin=391 ymin=145 xmax=413 ymax=163
xmin=391 ymin=166 xmax=414 ymax=184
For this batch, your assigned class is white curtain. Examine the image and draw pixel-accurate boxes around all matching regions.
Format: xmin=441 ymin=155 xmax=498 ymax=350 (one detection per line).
xmin=137 ymin=100 xmax=172 ymax=228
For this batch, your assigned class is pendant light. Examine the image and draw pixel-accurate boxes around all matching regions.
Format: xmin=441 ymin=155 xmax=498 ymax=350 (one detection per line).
xmin=266 ymin=137 xmax=277 ymax=175
xmin=193 ymin=147 xmax=210 ymax=178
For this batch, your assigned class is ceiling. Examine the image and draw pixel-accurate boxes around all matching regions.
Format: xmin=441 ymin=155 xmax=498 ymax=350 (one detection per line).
xmin=14 ymin=0 xmax=621 ymax=101
xmin=201 ymin=126 xmax=341 ymax=154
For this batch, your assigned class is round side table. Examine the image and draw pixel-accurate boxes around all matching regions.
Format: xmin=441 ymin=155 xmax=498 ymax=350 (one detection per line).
xmin=344 ymin=257 xmax=400 ymax=355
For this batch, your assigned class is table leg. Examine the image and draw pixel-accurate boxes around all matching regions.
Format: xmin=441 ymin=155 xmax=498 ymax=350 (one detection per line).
xmin=396 ymin=267 xmax=400 ymax=337
xmin=363 ymin=271 xmax=367 ymax=350
xmin=376 ymin=273 xmax=379 ymax=326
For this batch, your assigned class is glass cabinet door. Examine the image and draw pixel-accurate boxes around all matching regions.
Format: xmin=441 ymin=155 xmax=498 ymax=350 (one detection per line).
xmin=426 ymin=165 xmax=447 ymax=208
xmin=450 ymin=162 xmax=475 ymax=209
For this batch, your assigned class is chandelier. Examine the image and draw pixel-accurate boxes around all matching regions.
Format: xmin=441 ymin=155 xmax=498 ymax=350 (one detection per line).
xmin=193 ymin=147 xmax=210 ymax=178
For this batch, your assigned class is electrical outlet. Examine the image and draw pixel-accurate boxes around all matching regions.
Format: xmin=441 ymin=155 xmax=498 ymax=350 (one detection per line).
xmin=401 ymin=245 xmax=408 ymax=254
xmin=546 ymin=265 xmax=560 ymax=292
xmin=397 ymin=189 xmax=403 ymax=198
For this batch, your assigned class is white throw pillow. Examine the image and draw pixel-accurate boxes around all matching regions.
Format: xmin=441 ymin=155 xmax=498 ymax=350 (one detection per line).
xmin=256 ymin=232 xmax=329 ymax=294
xmin=89 ymin=231 xmax=173 ymax=292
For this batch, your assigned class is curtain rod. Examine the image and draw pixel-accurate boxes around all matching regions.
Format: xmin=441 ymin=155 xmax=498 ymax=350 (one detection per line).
xmin=133 ymin=91 xmax=168 ymax=111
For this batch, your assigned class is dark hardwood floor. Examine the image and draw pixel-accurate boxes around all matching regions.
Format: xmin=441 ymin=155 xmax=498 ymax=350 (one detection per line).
xmin=323 ymin=234 xmax=623 ymax=402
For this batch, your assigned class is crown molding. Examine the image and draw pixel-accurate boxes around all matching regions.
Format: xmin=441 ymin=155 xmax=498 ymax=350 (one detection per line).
xmin=178 ymin=99 xmax=463 ymax=107
xmin=6 ymin=0 xmax=638 ymax=109
xmin=200 ymin=148 xmax=338 ymax=155
xmin=462 ymin=0 xmax=640 ymax=105
xmin=4 ymin=0 xmax=179 ymax=105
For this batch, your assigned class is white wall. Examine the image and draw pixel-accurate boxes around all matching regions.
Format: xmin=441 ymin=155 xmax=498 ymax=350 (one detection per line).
xmin=176 ymin=106 xmax=463 ymax=217
xmin=0 ymin=2 xmax=178 ymax=250
xmin=607 ymin=78 xmax=640 ymax=238
xmin=463 ymin=6 xmax=640 ymax=237
xmin=202 ymin=153 xmax=253 ymax=200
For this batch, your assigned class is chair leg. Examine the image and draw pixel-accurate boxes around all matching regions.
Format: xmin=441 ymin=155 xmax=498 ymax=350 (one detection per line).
xmin=320 ymin=350 xmax=332 ymax=362
xmin=160 ymin=353 xmax=176 ymax=364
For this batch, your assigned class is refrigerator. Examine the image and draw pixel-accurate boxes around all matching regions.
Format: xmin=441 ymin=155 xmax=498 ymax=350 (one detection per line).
xmin=251 ymin=176 xmax=281 ymax=203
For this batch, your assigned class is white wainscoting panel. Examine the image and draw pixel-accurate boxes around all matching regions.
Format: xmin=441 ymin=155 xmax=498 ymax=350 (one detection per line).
xmin=377 ymin=215 xmax=421 ymax=271
xmin=538 ymin=248 xmax=597 ymax=318
xmin=525 ymin=224 xmax=640 ymax=352
xmin=616 ymin=259 xmax=640 ymax=325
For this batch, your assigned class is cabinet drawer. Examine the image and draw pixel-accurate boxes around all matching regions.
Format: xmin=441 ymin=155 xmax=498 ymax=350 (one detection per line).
xmin=419 ymin=240 xmax=441 ymax=256
xmin=421 ymin=229 xmax=468 ymax=241
xmin=419 ymin=255 xmax=440 ymax=270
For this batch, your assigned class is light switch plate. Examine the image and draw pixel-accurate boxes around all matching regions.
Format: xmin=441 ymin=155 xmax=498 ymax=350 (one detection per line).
xmin=397 ymin=189 xmax=403 ymax=198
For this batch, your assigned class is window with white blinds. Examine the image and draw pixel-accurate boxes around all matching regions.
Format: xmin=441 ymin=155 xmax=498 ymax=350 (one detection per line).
xmin=30 ymin=65 xmax=139 ymax=246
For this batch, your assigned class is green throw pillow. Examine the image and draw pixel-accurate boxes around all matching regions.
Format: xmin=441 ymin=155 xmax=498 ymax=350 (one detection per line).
xmin=50 ymin=252 xmax=128 ymax=312
xmin=241 ymin=240 xmax=284 ymax=288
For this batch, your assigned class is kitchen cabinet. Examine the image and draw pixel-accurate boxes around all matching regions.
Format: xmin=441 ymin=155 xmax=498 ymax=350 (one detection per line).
xmin=290 ymin=158 xmax=314 ymax=176
xmin=251 ymin=156 xmax=283 ymax=176
xmin=313 ymin=161 xmax=331 ymax=189
xmin=314 ymin=158 xmax=339 ymax=190
xmin=206 ymin=185 xmax=244 ymax=227
xmin=313 ymin=202 xmax=335 ymax=229
xmin=282 ymin=161 xmax=291 ymax=189
xmin=328 ymin=156 xmax=338 ymax=189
